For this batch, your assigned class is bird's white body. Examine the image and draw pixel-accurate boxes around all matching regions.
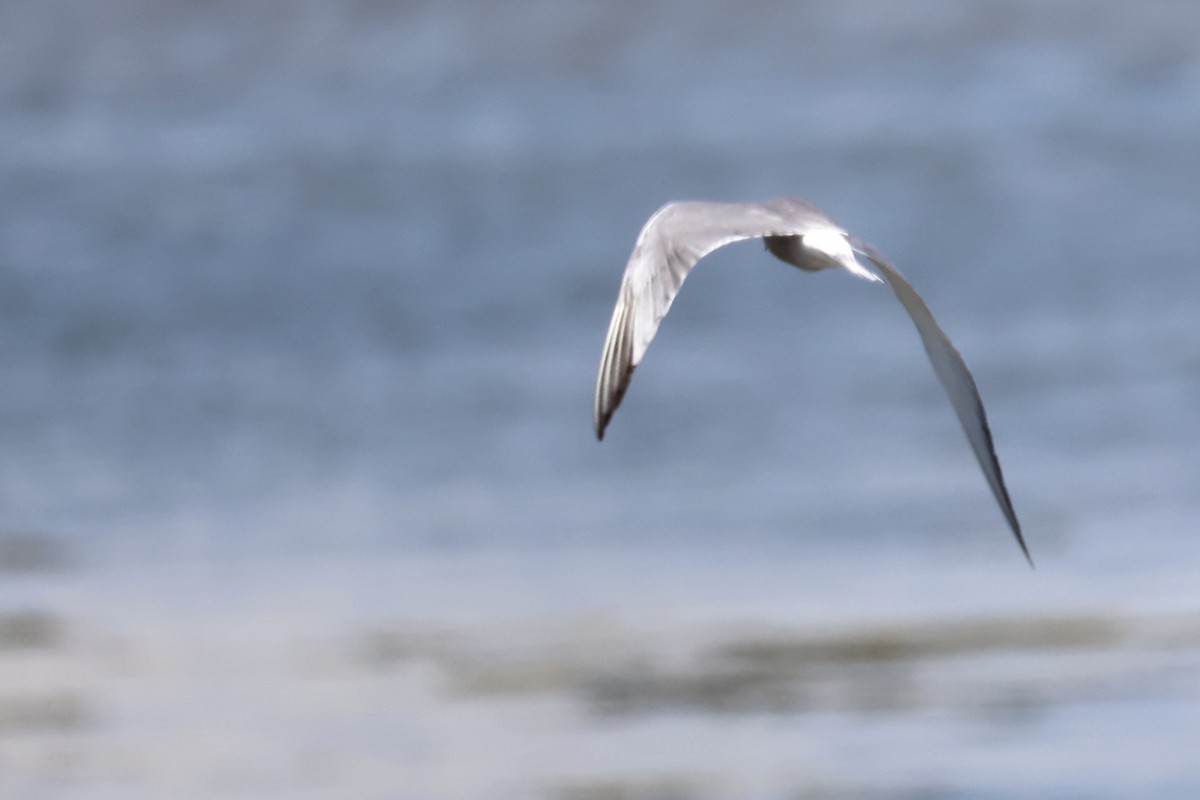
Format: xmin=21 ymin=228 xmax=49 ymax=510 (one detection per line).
xmin=594 ymin=197 xmax=1030 ymax=564
xmin=793 ymin=228 xmax=882 ymax=281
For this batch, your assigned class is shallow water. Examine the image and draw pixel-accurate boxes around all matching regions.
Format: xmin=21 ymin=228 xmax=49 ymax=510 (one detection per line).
xmin=1 ymin=1 xmax=1199 ymax=798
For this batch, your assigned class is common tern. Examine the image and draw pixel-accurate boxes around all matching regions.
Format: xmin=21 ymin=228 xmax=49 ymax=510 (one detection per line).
xmin=593 ymin=197 xmax=1030 ymax=564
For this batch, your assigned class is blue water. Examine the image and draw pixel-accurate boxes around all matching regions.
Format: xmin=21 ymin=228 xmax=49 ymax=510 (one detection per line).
xmin=1 ymin=2 xmax=1199 ymax=798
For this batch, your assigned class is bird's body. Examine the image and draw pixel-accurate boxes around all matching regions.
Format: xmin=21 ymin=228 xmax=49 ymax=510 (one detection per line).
xmin=594 ymin=197 xmax=1031 ymax=564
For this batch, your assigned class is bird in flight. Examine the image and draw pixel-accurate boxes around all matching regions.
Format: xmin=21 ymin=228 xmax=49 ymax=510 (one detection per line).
xmin=593 ymin=197 xmax=1030 ymax=564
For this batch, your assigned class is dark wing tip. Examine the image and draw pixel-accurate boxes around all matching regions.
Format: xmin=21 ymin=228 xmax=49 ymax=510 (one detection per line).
xmin=594 ymin=363 xmax=635 ymax=442
xmin=972 ymin=398 xmax=1033 ymax=568
xmin=970 ymin=398 xmax=1033 ymax=568
xmin=1010 ymin=515 xmax=1034 ymax=569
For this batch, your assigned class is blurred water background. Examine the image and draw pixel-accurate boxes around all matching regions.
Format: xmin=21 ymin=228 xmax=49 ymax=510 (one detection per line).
xmin=1 ymin=1 xmax=1199 ymax=798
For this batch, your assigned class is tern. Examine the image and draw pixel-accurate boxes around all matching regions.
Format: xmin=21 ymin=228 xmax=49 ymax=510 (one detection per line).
xmin=593 ymin=197 xmax=1030 ymax=564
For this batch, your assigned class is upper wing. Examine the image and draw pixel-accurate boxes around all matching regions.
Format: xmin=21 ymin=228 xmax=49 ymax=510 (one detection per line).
xmin=594 ymin=199 xmax=836 ymax=439
xmin=850 ymin=237 xmax=1031 ymax=564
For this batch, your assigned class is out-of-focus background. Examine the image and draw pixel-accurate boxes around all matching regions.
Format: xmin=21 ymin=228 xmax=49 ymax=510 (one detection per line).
xmin=1 ymin=1 xmax=1199 ymax=798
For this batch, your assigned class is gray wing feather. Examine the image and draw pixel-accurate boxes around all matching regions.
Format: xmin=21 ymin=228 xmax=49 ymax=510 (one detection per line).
xmin=594 ymin=200 xmax=835 ymax=439
xmin=850 ymin=238 xmax=1031 ymax=565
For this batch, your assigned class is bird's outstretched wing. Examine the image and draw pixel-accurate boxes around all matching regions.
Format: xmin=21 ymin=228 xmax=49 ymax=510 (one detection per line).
xmin=850 ymin=237 xmax=1031 ymax=565
xmin=594 ymin=199 xmax=837 ymax=439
